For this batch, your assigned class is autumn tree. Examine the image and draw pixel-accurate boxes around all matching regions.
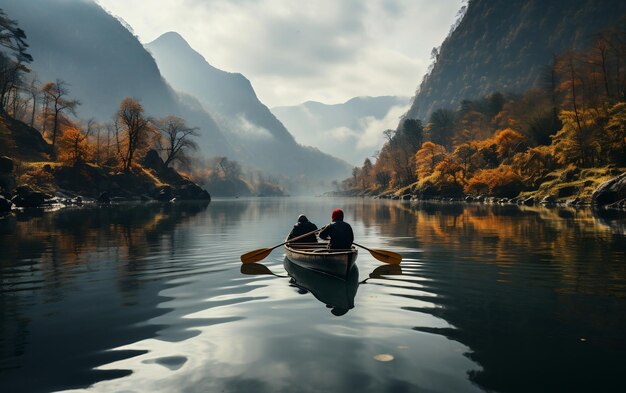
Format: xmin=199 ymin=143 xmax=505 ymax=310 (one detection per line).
xmin=415 ymin=141 xmax=446 ymax=179
xmin=605 ymin=102 xmax=626 ymax=164
xmin=552 ymin=109 xmax=600 ymax=166
xmin=42 ymin=79 xmax=80 ymax=148
xmin=116 ymin=97 xmax=153 ymax=171
xmin=510 ymin=145 xmax=555 ymax=182
xmin=465 ymin=165 xmax=524 ymax=197
xmin=359 ymin=157 xmax=373 ymax=188
xmin=494 ymin=128 xmax=527 ymax=160
xmin=154 ymin=115 xmax=199 ymax=168
xmin=452 ymin=142 xmax=478 ymax=180
xmin=57 ymin=123 xmax=93 ymax=165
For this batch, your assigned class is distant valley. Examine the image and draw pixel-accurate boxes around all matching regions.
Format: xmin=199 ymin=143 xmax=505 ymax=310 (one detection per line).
xmin=273 ymin=96 xmax=410 ymax=166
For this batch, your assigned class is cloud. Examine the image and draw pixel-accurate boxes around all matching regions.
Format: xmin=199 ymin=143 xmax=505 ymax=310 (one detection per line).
xmin=233 ymin=115 xmax=273 ymax=140
xmin=97 ymin=0 xmax=464 ymax=107
xmin=355 ymin=103 xmax=410 ymax=151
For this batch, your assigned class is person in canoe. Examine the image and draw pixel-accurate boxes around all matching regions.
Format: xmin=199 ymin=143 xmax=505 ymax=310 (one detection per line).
xmin=319 ymin=208 xmax=354 ymax=249
xmin=287 ymin=214 xmax=319 ymax=243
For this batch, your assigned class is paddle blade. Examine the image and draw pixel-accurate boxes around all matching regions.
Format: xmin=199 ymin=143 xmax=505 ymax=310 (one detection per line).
xmin=368 ymin=249 xmax=402 ymax=265
xmin=240 ymin=248 xmax=272 ymax=264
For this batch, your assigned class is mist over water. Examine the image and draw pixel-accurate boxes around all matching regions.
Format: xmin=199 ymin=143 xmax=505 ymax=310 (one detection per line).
xmin=0 ymin=199 xmax=624 ymax=392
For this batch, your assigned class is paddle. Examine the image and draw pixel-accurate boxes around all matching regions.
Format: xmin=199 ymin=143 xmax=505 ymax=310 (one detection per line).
xmin=353 ymin=242 xmax=402 ymax=265
xmin=240 ymin=226 xmax=325 ymax=264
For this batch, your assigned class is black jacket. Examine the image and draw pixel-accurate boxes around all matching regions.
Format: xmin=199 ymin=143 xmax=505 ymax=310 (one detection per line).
xmin=319 ymin=221 xmax=354 ymax=249
xmin=288 ymin=221 xmax=318 ymax=243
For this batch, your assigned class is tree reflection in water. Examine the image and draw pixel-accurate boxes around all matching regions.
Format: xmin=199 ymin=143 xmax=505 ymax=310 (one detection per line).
xmin=0 ymin=202 xmax=209 ymax=393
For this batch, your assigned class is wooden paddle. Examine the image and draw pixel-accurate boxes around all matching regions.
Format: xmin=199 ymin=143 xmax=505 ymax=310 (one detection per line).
xmin=353 ymin=242 xmax=402 ymax=265
xmin=240 ymin=226 xmax=325 ymax=264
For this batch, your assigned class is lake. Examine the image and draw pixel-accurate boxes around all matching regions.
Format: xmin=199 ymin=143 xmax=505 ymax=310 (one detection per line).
xmin=1 ymin=198 xmax=625 ymax=393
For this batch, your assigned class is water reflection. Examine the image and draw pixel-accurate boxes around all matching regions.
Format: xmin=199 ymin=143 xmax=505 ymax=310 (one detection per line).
xmin=0 ymin=198 xmax=624 ymax=393
xmin=283 ymin=258 xmax=359 ymax=316
xmin=0 ymin=202 xmax=209 ymax=393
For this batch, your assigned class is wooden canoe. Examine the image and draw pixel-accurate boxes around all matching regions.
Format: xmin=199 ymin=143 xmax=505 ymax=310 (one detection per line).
xmin=284 ymin=242 xmax=358 ymax=278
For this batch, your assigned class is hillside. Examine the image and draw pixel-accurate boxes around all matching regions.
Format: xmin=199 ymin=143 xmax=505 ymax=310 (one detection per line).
xmin=272 ymin=96 xmax=410 ymax=166
xmin=1 ymin=0 xmax=236 ymax=159
xmin=146 ymin=32 xmax=351 ymax=182
xmin=407 ymin=0 xmax=626 ymax=121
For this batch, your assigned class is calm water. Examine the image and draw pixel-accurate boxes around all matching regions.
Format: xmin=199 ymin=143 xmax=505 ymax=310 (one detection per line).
xmin=1 ymin=198 xmax=625 ymax=393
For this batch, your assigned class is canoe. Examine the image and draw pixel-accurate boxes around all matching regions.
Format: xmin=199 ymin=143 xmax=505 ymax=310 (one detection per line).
xmin=283 ymin=257 xmax=359 ymax=315
xmin=283 ymin=241 xmax=358 ymax=278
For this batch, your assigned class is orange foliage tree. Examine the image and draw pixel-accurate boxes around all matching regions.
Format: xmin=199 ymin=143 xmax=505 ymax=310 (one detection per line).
xmin=57 ymin=123 xmax=93 ymax=165
xmin=494 ymin=128 xmax=527 ymax=160
xmin=465 ymin=165 xmax=524 ymax=197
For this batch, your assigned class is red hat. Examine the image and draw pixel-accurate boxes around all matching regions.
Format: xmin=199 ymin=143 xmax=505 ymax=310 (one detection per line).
xmin=331 ymin=208 xmax=344 ymax=222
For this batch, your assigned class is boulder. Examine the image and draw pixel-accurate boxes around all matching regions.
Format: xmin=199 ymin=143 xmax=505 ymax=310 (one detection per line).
xmin=142 ymin=149 xmax=167 ymax=173
xmin=0 ymin=194 xmax=12 ymax=212
xmin=12 ymin=190 xmax=45 ymax=208
xmin=156 ymin=185 xmax=173 ymax=201
xmin=606 ymin=198 xmax=626 ymax=210
xmin=522 ymin=196 xmax=535 ymax=206
xmin=465 ymin=195 xmax=475 ymax=202
xmin=592 ymin=172 xmax=626 ymax=206
xmin=0 ymin=156 xmax=14 ymax=174
xmin=401 ymin=194 xmax=411 ymax=201
xmin=175 ymin=182 xmax=210 ymax=200
xmin=541 ymin=195 xmax=557 ymax=205
xmin=476 ymin=195 xmax=486 ymax=203
xmin=15 ymin=184 xmax=34 ymax=198
xmin=98 ymin=192 xmax=111 ymax=204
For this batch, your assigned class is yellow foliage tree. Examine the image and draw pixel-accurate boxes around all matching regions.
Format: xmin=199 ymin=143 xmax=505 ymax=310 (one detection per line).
xmin=552 ymin=109 xmax=601 ymax=166
xmin=605 ymin=102 xmax=626 ymax=164
xmin=510 ymin=145 xmax=555 ymax=181
xmin=415 ymin=141 xmax=446 ymax=179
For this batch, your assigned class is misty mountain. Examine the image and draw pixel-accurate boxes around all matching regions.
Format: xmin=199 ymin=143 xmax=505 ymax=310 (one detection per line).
xmin=146 ymin=32 xmax=351 ymax=181
xmin=272 ymin=96 xmax=410 ymax=166
xmin=407 ymin=0 xmax=626 ymax=121
xmin=1 ymin=0 xmax=236 ymax=159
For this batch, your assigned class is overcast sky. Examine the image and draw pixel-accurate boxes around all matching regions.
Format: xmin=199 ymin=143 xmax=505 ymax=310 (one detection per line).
xmin=97 ymin=0 xmax=464 ymax=107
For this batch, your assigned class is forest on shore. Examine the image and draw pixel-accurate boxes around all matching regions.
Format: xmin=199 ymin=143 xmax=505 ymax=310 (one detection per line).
xmin=341 ymin=21 xmax=626 ymax=206
xmin=0 ymin=8 xmax=284 ymax=207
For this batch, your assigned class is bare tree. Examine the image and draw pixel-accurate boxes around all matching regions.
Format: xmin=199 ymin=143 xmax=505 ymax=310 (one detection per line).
xmin=154 ymin=115 xmax=199 ymax=167
xmin=117 ymin=97 xmax=153 ymax=171
xmin=26 ymin=77 xmax=39 ymax=127
xmin=42 ymin=79 xmax=80 ymax=148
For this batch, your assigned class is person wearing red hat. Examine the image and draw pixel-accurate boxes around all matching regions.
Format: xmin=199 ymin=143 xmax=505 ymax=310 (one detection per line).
xmin=319 ymin=208 xmax=354 ymax=249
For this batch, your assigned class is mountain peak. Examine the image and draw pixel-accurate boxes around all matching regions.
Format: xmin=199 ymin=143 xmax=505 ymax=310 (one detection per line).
xmin=150 ymin=31 xmax=190 ymax=47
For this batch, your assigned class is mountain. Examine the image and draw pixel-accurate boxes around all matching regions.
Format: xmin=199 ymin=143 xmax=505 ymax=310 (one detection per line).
xmin=272 ymin=96 xmax=410 ymax=166
xmin=407 ymin=0 xmax=626 ymax=121
xmin=0 ymin=0 xmax=236 ymax=160
xmin=145 ymin=32 xmax=351 ymax=181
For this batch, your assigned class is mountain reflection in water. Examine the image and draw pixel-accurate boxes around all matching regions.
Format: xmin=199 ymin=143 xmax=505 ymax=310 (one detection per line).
xmin=0 ymin=198 xmax=624 ymax=393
